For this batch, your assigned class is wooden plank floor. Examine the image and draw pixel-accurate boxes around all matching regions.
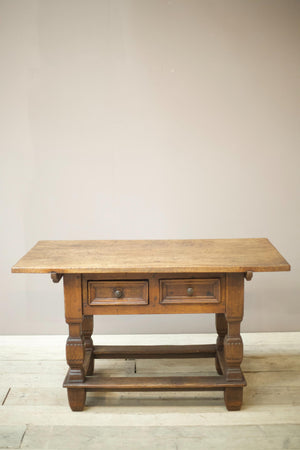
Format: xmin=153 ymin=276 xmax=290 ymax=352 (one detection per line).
xmin=0 ymin=333 xmax=300 ymax=449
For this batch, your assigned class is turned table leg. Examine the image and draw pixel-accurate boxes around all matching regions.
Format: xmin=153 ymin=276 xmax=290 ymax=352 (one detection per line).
xmin=215 ymin=313 xmax=227 ymax=375
xmin=83 ymin=315 xmax=94 ymax=375
xmin=224 ymin=318 xmax=244 ymax=410
xmin=64 ymin=274 xmax=86 ymax=411
xmin=224 ymin=273 xmax=244 ymax=411
xmin=66 ymin=320 xmax=85 ymax=383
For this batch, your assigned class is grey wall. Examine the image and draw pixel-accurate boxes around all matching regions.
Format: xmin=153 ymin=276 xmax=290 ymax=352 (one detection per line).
xmin=1 ymin=0 xmax=299 ymax=335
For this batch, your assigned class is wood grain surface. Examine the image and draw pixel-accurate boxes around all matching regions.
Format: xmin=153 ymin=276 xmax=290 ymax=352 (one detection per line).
xmin=11 ymin=238 xmax=290 ymax=274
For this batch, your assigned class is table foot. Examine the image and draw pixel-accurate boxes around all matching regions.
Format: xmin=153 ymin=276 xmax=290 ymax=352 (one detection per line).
xmin=67 ymin=388 xmax=86 ymax=411
xmin=224 ymin=387 xmax=243 ymax=411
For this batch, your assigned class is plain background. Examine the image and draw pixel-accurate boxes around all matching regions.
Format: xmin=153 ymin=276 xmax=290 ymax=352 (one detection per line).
xmin=0 ymin=0 xmax=299 ymax=335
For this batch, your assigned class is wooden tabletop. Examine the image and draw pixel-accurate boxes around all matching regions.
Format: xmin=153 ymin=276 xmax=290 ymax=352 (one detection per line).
xmin=11 ymin=239 xmax=290 ymax=274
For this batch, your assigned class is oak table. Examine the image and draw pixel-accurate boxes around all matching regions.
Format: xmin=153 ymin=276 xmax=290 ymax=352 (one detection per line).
xmin=12 ymin=239 xmax=290 ymax=411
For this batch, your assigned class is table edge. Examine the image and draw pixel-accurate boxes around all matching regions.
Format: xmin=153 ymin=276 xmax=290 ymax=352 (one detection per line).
xmin=11 ymin=263 xmax=291 ymax=274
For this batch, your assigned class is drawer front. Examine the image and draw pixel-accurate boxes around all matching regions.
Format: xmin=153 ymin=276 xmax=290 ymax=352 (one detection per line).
xmin=88 ymin=280 xmax=148 ymax=306
xmin=160 ymin=278 xmax=221 ymax=305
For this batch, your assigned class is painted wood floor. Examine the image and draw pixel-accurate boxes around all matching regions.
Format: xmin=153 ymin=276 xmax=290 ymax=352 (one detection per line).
xmin=0 ymin=332 xmax=299 ymax=449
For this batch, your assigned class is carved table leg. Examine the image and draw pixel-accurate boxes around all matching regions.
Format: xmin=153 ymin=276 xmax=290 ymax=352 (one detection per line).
xmin=215 ymin=313 xmax=227 ymax=375
xmin=224 ymin=273 xmax=244 ymax=411
xmin=224 ymin=319 xmax=243 ymax=382
xmin=66 ymin=320 xmax=85 ymax=383
xmin=83 ymin=315 xmax=94 ymax=376
xmin=66 ymin=320 xmax=86 ymax=411
xmin=224 ymin=319 xmax=243 ymax=411
xmin=64 ymin=274 xmax=86 ymax=411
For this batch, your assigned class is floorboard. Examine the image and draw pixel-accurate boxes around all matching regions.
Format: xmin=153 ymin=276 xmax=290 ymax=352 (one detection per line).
xmin=0 ymin=332 xmax=299 ymax=449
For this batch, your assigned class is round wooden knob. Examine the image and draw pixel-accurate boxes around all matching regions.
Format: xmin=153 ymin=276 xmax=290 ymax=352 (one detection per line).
xmin=114 ymin=289 xmax=123 ymax=298
xmin=187 ymin=287 xmax=194 ymax=296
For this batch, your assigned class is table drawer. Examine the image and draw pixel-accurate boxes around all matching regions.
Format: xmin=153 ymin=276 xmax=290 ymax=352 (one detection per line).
xmin=88 ymin=280 xmax=148 ymax=306
xmin=160 ymin=278 xmax=221 ymax=305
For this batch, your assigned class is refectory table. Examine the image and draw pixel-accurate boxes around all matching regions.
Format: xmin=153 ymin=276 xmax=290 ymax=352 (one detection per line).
xmin=12 ymin=238 xmax=290 ymax=411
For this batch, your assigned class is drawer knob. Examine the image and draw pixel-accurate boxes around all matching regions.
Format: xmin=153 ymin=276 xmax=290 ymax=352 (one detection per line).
xmin=114 ymin=289 xmax=123 ymax=298
xmin=187 ymin=287 xmax=194 ymax=296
